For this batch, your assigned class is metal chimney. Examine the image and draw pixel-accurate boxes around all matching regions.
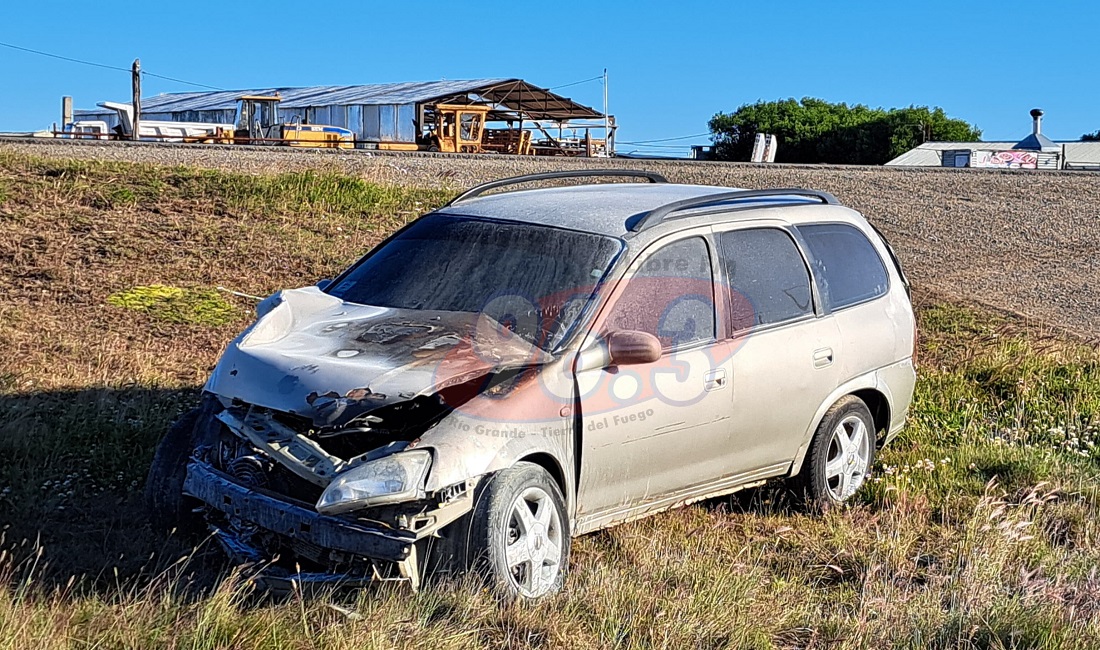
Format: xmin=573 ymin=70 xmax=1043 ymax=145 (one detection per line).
xmin=1030 ymin=108 xmax=1044 ymax=135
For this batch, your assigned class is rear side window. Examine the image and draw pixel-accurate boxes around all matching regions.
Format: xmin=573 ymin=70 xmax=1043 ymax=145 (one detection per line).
xmin=797 ymin=223 xmax=888 ymax=310
xmin=719 ymin=228 xmax=813 ymax=331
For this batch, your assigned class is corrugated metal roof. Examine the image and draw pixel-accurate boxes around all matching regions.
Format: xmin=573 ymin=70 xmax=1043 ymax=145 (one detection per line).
xmin=884 ymin=145 xmax=941 ymax=166
xmin=1063 ymin=142 xmax=1100 ymax=167
xmin=887 ymin=140 xmax=1100 ymax=168
xmin=886 ymin=142 xmax=1018 ymax=166
xmin=134 ymin=79 xmax=513 ymax=112
xmin=84 ymin=78 xmax=604 ymax=121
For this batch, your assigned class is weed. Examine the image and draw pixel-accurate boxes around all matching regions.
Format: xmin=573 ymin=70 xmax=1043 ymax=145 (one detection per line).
xmin=107 ymin=285 xmax=239 ymax=327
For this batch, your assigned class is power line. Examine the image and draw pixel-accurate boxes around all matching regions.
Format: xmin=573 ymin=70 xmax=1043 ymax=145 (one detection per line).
xmin=616 ymin=145 xmax=702 ymax=152
xmin=616 ymin=141 xmax=697 ymax=148
xmin=619 ymin=131 xmax=712 ymax=145
xmin=0 ymin=39 xmax=224 ymax=90
xmin=547 ymin=75 xmax=603 ymax=91
xmin=0 ymin=39 xmax=131 ymax=73
xmin=142 ymin=71 xmax=223 ymax=91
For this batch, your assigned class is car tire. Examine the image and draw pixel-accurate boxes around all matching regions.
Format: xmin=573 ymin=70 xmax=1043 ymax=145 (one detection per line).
xmin=793 ymin=396 xmax=876 ymax=508
xmin=465 ymin=462 xmax=570 ymax=601
xmin=144 ymin=407 xmax=204 ymax=535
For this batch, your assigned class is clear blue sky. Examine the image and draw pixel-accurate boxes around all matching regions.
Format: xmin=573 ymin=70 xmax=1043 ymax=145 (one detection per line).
xmin=2 ymin=0 xmax=1096 ymax=156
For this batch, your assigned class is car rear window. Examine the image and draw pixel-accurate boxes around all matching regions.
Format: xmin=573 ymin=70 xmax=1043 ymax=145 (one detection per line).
xmin=796 ymin=223 xmax=888 ymax=310
xmin=719 ymin=228 xmax=814 ymax=331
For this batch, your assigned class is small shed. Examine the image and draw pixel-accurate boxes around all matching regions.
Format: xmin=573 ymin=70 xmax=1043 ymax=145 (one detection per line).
xmin=74 ymin=78 xmax=606 ymax=148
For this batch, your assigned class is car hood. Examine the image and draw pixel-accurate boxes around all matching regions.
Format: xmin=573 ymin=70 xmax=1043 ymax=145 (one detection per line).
xmin=205 ymin=287 xmax=552 ymax=428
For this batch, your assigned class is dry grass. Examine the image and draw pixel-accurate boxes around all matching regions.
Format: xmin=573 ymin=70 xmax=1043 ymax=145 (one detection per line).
xmin=3 ymin=151 xmax=1100 ymax=648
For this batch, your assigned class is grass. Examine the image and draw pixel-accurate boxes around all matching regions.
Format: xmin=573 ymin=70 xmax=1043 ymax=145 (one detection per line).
xmin=3 ymin=151 xmax=1100 ymax=648
xmin=106 ymin=285 xmax=239 ymax=327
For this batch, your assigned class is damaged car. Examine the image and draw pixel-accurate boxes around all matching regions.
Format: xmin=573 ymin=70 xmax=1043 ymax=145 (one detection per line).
xmin=146 ymin=170 xmax=917 ymax=601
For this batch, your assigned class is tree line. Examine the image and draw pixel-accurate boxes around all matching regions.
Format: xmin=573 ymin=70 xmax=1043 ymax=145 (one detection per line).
xmin=708 ymin=98 xmax=982 ymax=165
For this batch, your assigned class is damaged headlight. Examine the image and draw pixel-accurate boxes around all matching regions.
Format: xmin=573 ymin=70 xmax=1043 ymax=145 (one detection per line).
xmin=316 ymin=450 xmax=432 ymax=514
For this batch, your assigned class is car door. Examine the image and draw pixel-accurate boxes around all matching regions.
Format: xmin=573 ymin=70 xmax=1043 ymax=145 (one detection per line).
xmin=574 ymin=232 xmax=738 ymax=525
xmin=714 ymin=223 xmax=843 ymax=472
xmin=795 ymin=222 xmax=897 ymax=380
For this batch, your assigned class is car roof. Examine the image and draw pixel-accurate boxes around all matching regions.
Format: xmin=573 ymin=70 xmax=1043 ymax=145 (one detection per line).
xmin=438 ymin=183 xmax=839 ymax=238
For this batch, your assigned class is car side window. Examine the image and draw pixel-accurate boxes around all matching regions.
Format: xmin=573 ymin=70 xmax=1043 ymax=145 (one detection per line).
xmin=719 ymin=228 xmax=814 ymax=331
xmin=603 ymin=236 xmax=716 ymax=350
xmin=796 ymin=223 xmax=889 ymax=310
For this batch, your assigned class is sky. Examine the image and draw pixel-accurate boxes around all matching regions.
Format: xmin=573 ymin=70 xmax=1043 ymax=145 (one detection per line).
xmin=1 ymin=1 xmax=1097 ymax=157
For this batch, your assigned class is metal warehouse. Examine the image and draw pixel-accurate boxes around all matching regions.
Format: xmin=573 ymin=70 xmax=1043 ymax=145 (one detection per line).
xmin=74 ymin=78 xmax=612 ymax=155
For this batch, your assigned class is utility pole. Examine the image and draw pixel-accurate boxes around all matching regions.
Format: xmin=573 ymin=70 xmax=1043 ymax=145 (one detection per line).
xmin=131 ymin=59 xmax=141 ymax=141
xmin=603 ymin=68 xmax=610 ymax=156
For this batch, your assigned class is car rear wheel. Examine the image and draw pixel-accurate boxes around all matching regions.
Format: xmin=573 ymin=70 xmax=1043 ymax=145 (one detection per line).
xmin=145 ymin=407 xmax=204 ymax=535
xmin=466 ymin=462 xmax=569 ymax=601
xmin=795 ymin=396 xmax=876 ymax=507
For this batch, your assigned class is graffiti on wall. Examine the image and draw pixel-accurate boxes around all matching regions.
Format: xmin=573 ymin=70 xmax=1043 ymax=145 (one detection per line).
xmin=971 ymin=150 xmax=1039 ymax=169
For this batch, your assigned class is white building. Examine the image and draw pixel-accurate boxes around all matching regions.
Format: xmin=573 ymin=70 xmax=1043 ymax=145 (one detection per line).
xmin=886 ymin=109 xmax=1100 ymax=171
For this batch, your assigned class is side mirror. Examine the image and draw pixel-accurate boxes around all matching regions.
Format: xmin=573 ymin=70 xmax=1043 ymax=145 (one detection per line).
xmin=316 ymin=278 xmax=333 ymax=291
xmin=607 ymin=330 xmax=662 ymax=365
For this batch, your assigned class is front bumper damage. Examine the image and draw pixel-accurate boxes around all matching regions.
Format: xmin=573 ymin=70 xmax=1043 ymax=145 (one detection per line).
xmin=183 ymin=460 xmax=475 ymax=591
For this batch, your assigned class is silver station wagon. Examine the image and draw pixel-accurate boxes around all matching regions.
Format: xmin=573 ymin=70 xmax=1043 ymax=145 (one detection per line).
xmin=146 ymin=170 xmax=917 ymax=601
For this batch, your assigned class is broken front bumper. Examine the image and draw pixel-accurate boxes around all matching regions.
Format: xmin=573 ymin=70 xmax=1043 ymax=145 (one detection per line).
xmin=183 ymin=462 xmax=415 ymax=563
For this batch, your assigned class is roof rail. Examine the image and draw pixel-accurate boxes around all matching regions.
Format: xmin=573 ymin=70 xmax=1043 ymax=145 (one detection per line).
xmin=630 ymin=188 xmax=839 ymax=232
xmin=446 ymin=169 xmax=668 ymax=206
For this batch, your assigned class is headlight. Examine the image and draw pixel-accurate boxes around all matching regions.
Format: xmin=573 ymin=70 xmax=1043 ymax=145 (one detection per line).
xmin=316 ymin=450 xmax=432 ymax=514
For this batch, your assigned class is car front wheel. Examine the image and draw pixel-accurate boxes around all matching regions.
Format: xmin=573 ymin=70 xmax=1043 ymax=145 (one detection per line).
xmin=466 ymin=462 xmax=569 ymax=601
xmin=144 ymin=407 xmax=204 ymax=535
xmin=795 ymin=396 xmax=876 ymax=507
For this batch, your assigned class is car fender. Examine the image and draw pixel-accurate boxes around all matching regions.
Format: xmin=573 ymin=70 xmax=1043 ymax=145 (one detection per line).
xmin=416 ymin=409 xmax=575 ymax=512
xmin=788 ymin=368 xmax=897 ymax=477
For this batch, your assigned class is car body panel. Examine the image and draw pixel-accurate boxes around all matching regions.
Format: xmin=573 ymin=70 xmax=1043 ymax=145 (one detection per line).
xmin=725 ymin=314 xmax=844 ymax=471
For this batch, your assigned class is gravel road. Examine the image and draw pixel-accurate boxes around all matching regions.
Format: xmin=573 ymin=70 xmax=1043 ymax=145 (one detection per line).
xmin=5 ymin=139 xmax=1099 ymax=340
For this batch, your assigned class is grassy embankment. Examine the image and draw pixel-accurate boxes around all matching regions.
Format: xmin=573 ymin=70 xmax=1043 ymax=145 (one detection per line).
xmin=2 ymin=151 xmax=1100 ymax=648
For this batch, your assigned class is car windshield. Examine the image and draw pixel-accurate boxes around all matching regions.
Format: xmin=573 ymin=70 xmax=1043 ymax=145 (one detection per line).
xmin=327 ymin=214 xmax=623 ymax=351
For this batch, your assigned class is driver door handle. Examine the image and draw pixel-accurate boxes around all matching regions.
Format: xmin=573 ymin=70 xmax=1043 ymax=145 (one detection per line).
xmin=704 ymin=369 xmax=727 ymax=391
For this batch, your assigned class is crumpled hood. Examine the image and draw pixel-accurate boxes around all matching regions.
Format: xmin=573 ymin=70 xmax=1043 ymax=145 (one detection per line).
xmin=205 ymin=287 xmax=551 ymax=428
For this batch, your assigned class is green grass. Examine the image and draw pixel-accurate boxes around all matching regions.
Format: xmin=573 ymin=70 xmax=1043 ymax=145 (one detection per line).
xmin=107 ymin=285 xmax=239 ymax=327
xmin=2 ymin=152 xmax=1100 ymax=648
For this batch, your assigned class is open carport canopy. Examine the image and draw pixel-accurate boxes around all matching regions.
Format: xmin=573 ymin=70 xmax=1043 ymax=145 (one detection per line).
xmin=434 ymin=79 xmax=604 ymax=122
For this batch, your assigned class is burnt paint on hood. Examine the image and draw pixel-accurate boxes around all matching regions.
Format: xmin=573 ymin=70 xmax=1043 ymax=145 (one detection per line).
xmin=204 ymin=287 xmax=552 ymax=428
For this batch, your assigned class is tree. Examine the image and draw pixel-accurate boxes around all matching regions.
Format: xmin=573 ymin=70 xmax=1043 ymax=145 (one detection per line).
xmin=708 ymin=98 xmax=982 ymax=165
xmin=1082 ymin=131 xmax=1100 ymax=142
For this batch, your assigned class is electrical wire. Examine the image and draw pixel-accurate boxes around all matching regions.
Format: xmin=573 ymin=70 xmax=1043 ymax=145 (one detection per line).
xmin=618 ymin=132 xmax=712 ymax=145
xmin=617 ymin=142 xmax=698 ymax=149
xmin=141 ymin=71 xmax=223 ymax=91
xmin=0 ymin=39 xmax=224 ymax=90
xmin=547 ymin=75 xmax=604 ymax=91
xmin=0 ymin=39 xmax=131 ymax=73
